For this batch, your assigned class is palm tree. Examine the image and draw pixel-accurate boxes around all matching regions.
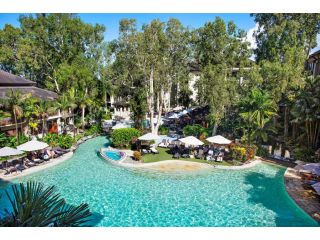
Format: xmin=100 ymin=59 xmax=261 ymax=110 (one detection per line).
xmin=291 ymin=77 xmax=320 ymax=149
xmin=57 ymin=93 xmax=76 ymax=134
xmin=3 ymin=90 xmax=27 ymax=142
xmin=239 ymin=88 xmax=278 ymax=145
xmin=77 ymin=90 xmax=93 ymax=130
xmin=0 ymin=182 xmax=92 ymax=227
xmin=37 ymin=100 xmax=57 ymax=137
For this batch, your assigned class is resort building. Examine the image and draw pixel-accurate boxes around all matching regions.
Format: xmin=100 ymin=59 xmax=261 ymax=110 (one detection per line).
xmin=308 ymin=50 xmax=320 ymax=77
xmin=0 ymin=70 xmax=72 ymax=136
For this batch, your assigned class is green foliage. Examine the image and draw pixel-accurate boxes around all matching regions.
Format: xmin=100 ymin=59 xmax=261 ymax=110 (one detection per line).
xmin=239 ymin=88 xmax=277 ymax=145
xmin=183 ymin=124 xmax=209 ymax=138
xmin=293 ymin=147 xmax=316 ymax=162
xmin=85 ymin=124 xmax=102 ymax=136
xmin=43 ymin=133 xmax=74 ymax=149
xmin=0 ymin=182 xmax=92 ymax=227
xmin=0 ymin=134 xmax=28 ymax=148
xmin=58 ymin=135 xmax=74 ymax=149
xmin=230 ymin=146 xmax=247 ymax=162
xmin=158 ymin=126 xmax=169 ymax=135
xmin=111 ymin=128 xmax=141 ymax=148
xmin=43 ymin=133 xmax=60 ymax=147
xmin=256 ymin=146 xmax=270 ymax=158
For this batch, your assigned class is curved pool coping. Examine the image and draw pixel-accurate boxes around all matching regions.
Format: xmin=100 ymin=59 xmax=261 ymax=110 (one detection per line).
xmin=284 ymin=167 xmax=320 ymax=223
xmin=99 ymin=148 xmax=127 ymax=162
xmin=118 ymin=158 xmax=262 ymax=171
xmin=0 ymin=151 xmax=74 ymax=181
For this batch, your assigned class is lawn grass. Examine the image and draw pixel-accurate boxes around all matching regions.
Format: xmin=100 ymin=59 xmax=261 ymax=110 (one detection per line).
xmin=141 ymin=147 xmax=231 ymax=166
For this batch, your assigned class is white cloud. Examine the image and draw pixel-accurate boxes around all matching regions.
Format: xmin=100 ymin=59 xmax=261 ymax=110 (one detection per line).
xmin=245 ymin=23 xmax=259 ymax=50
xmin=310 ymin=34 xmax=320 ymax=54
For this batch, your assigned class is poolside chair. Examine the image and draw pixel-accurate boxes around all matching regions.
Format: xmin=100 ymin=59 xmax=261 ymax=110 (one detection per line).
xmin=24 ymin=158 xmax=36 ymax=168
xmin=173 ymin=152 xmax=180 ymax=159
xmin=195 ymin=149 xmax=204 ymax=159
xmin=150 ymin=147 xmax=159 ymax=154
xmin=216 ymin=152 xmax=224 ymax=162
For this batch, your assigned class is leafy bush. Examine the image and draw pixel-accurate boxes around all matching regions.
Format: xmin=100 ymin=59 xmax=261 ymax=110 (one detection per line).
xmin=43 ymin=133 xmax=60 ymax=147
xmin=85 ymin=124 xmax=102 ymax=136
xmin=133 ymin=151 xmax=142 ymax=161
xmin=158 ymin=126 xmax=169 ymax=135
xmin=43 ymin=133 xmax=74 ymax=149
xmin=0 ymin=134 xmax=29 ymax=148
xmin=111 ymin=128 xmax=141 ymax=148
xmin=230 ymin=143 xmax=257 ymax=161
xmin=293 ymin=147 xmax=315 ymax=162
xmin=183 ymin=124 xmax=209 ymax=138
xmin=58 ymin=135 xmax=74 ymax=149
xmin=230 ymin=146 xmax=247 ymax=162
xmin=256 ymin=146 xmax=269 ymax=158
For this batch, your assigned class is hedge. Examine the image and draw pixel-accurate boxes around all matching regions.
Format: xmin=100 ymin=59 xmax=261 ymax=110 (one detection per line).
xmin=111 ymin=128 xmax=141 ymax=148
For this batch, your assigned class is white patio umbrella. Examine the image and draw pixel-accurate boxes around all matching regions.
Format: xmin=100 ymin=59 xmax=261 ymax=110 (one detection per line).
xmin=206 ymin=135 xmax=232 ymax=145
xmin=168 ymin=113 xmax=179 ymax=119
xmin=17 ymin=140 xmax=48 ymax=152
xmin=179 ymin=136 xmax=204 ymax=146
xmin=0 ymin=147 xmax=24 ymax=157
xmin=112 ymin=123 xmax=129 ymax=130
xmin=138 ymin=133 xmax=161 ymax=141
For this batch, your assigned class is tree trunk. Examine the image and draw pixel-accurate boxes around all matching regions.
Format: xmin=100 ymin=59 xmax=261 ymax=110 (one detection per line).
xmin=13 ymin=111 xmax=19 ymax=142
xmin=82 ymin=106 xmax=85 ymax=130
xmin=148 ymin=69 xmax=155 ymax=134
xmin=284 ymin=105 xmax=289 ymax=142
xmin=42 ymin=118 xmax=45 ymax=137
xmin=212 ymin=122 xmax=218 ymax=136
xmin=154 ymin=89 xmax=164 ymax=135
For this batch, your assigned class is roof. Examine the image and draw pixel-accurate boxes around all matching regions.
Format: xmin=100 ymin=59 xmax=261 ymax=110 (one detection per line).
xmin=0 ymin=86 xmax=58 ymax=100
xmin=0 ymin=70 xmax=36 ymax=86
xmin=308 ymin=50 xmax=320 ymax=62
xmin=0 ymin=70 xmax=58 ymax=100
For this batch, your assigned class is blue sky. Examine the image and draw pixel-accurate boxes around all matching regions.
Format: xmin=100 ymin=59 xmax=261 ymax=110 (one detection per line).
xmin=0 ymin=13 xmax=255 ymax=42
xmin=0 ymin=13 xmax=319 ymax=52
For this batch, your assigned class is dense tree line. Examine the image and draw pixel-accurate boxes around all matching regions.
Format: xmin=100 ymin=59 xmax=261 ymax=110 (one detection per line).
xmin=1 ymin=13 xmax=320 ymax=157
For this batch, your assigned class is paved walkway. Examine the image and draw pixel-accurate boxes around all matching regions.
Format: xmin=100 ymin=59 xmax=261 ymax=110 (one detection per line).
xmin=284 ymin=167 xmax=320 ymax=223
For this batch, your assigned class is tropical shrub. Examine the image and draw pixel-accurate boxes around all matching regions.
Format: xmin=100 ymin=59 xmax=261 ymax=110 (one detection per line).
xmin=183 ymin=124 xmax=209 ymax=138
xmin=293 ymin=147 xmax=316 ymax=162
xmin=133 ymin=151 xmax=142 ymax=161
xmin=230 ymin=143 xmax=257 ymax=161
xmin=256 ymin=146 xmax=269 ymax=157
xmin=111 ymin=128 xmax=141 ymax=148
xmin=158 ymin=126 xmax=169 ymax=135
xmin=43 ymin=133 xmax=74 ymax=149
xmin=230 ymin=146 xmax=247 ymax=162
xmin=43 ymin=133 xmax=60 ymax=147
xmin=58 ymin=135 xmax=74 ymax=149
xmin=85 ymin=124 xmax=102 ymax=136
xmin=0 ymin=135 xmax=29 ymax=148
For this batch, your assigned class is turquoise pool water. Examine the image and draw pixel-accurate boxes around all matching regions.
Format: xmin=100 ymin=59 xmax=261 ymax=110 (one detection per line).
xmin=0 ymin=137 xmax=318 ymax=227
xmin=103 ymin=150 xmax=122 ymax=161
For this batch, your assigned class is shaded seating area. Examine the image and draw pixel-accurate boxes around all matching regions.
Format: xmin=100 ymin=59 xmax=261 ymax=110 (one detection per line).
xmin=0 ymin=140 xmax=71 ymax=176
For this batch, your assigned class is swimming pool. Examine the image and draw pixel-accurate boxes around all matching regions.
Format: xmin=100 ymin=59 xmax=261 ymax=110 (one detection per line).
xmin=0 ymin=137 xmax=318 ymax=227
xmin=100 ymin=149 xmax=124 ymax=161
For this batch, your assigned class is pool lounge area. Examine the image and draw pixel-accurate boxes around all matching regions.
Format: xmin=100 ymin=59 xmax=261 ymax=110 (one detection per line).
xmin=0 ymin=137 xmax=318 ymax=227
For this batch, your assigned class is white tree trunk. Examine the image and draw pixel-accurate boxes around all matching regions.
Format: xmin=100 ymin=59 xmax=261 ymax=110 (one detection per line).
xmin=154 ymin=89 xmax=164 ymax=135
xmin=148 ymin=69 xmax=155 ymax=134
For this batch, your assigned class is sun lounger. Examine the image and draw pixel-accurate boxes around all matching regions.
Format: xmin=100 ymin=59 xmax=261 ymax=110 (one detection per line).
xmin=150 ymin=148 xmax=159 ymax=154
xmin=24 ymin=158 xmax=36 ymax=167
xmin=173 ymin=153 xmax=180 ymax=159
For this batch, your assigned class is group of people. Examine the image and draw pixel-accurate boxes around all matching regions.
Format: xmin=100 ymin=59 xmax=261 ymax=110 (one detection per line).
xmin=1 ymin=147 xmax=70 ymax=175
xmin=168 ymin=144 xmax=227 ymax=161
